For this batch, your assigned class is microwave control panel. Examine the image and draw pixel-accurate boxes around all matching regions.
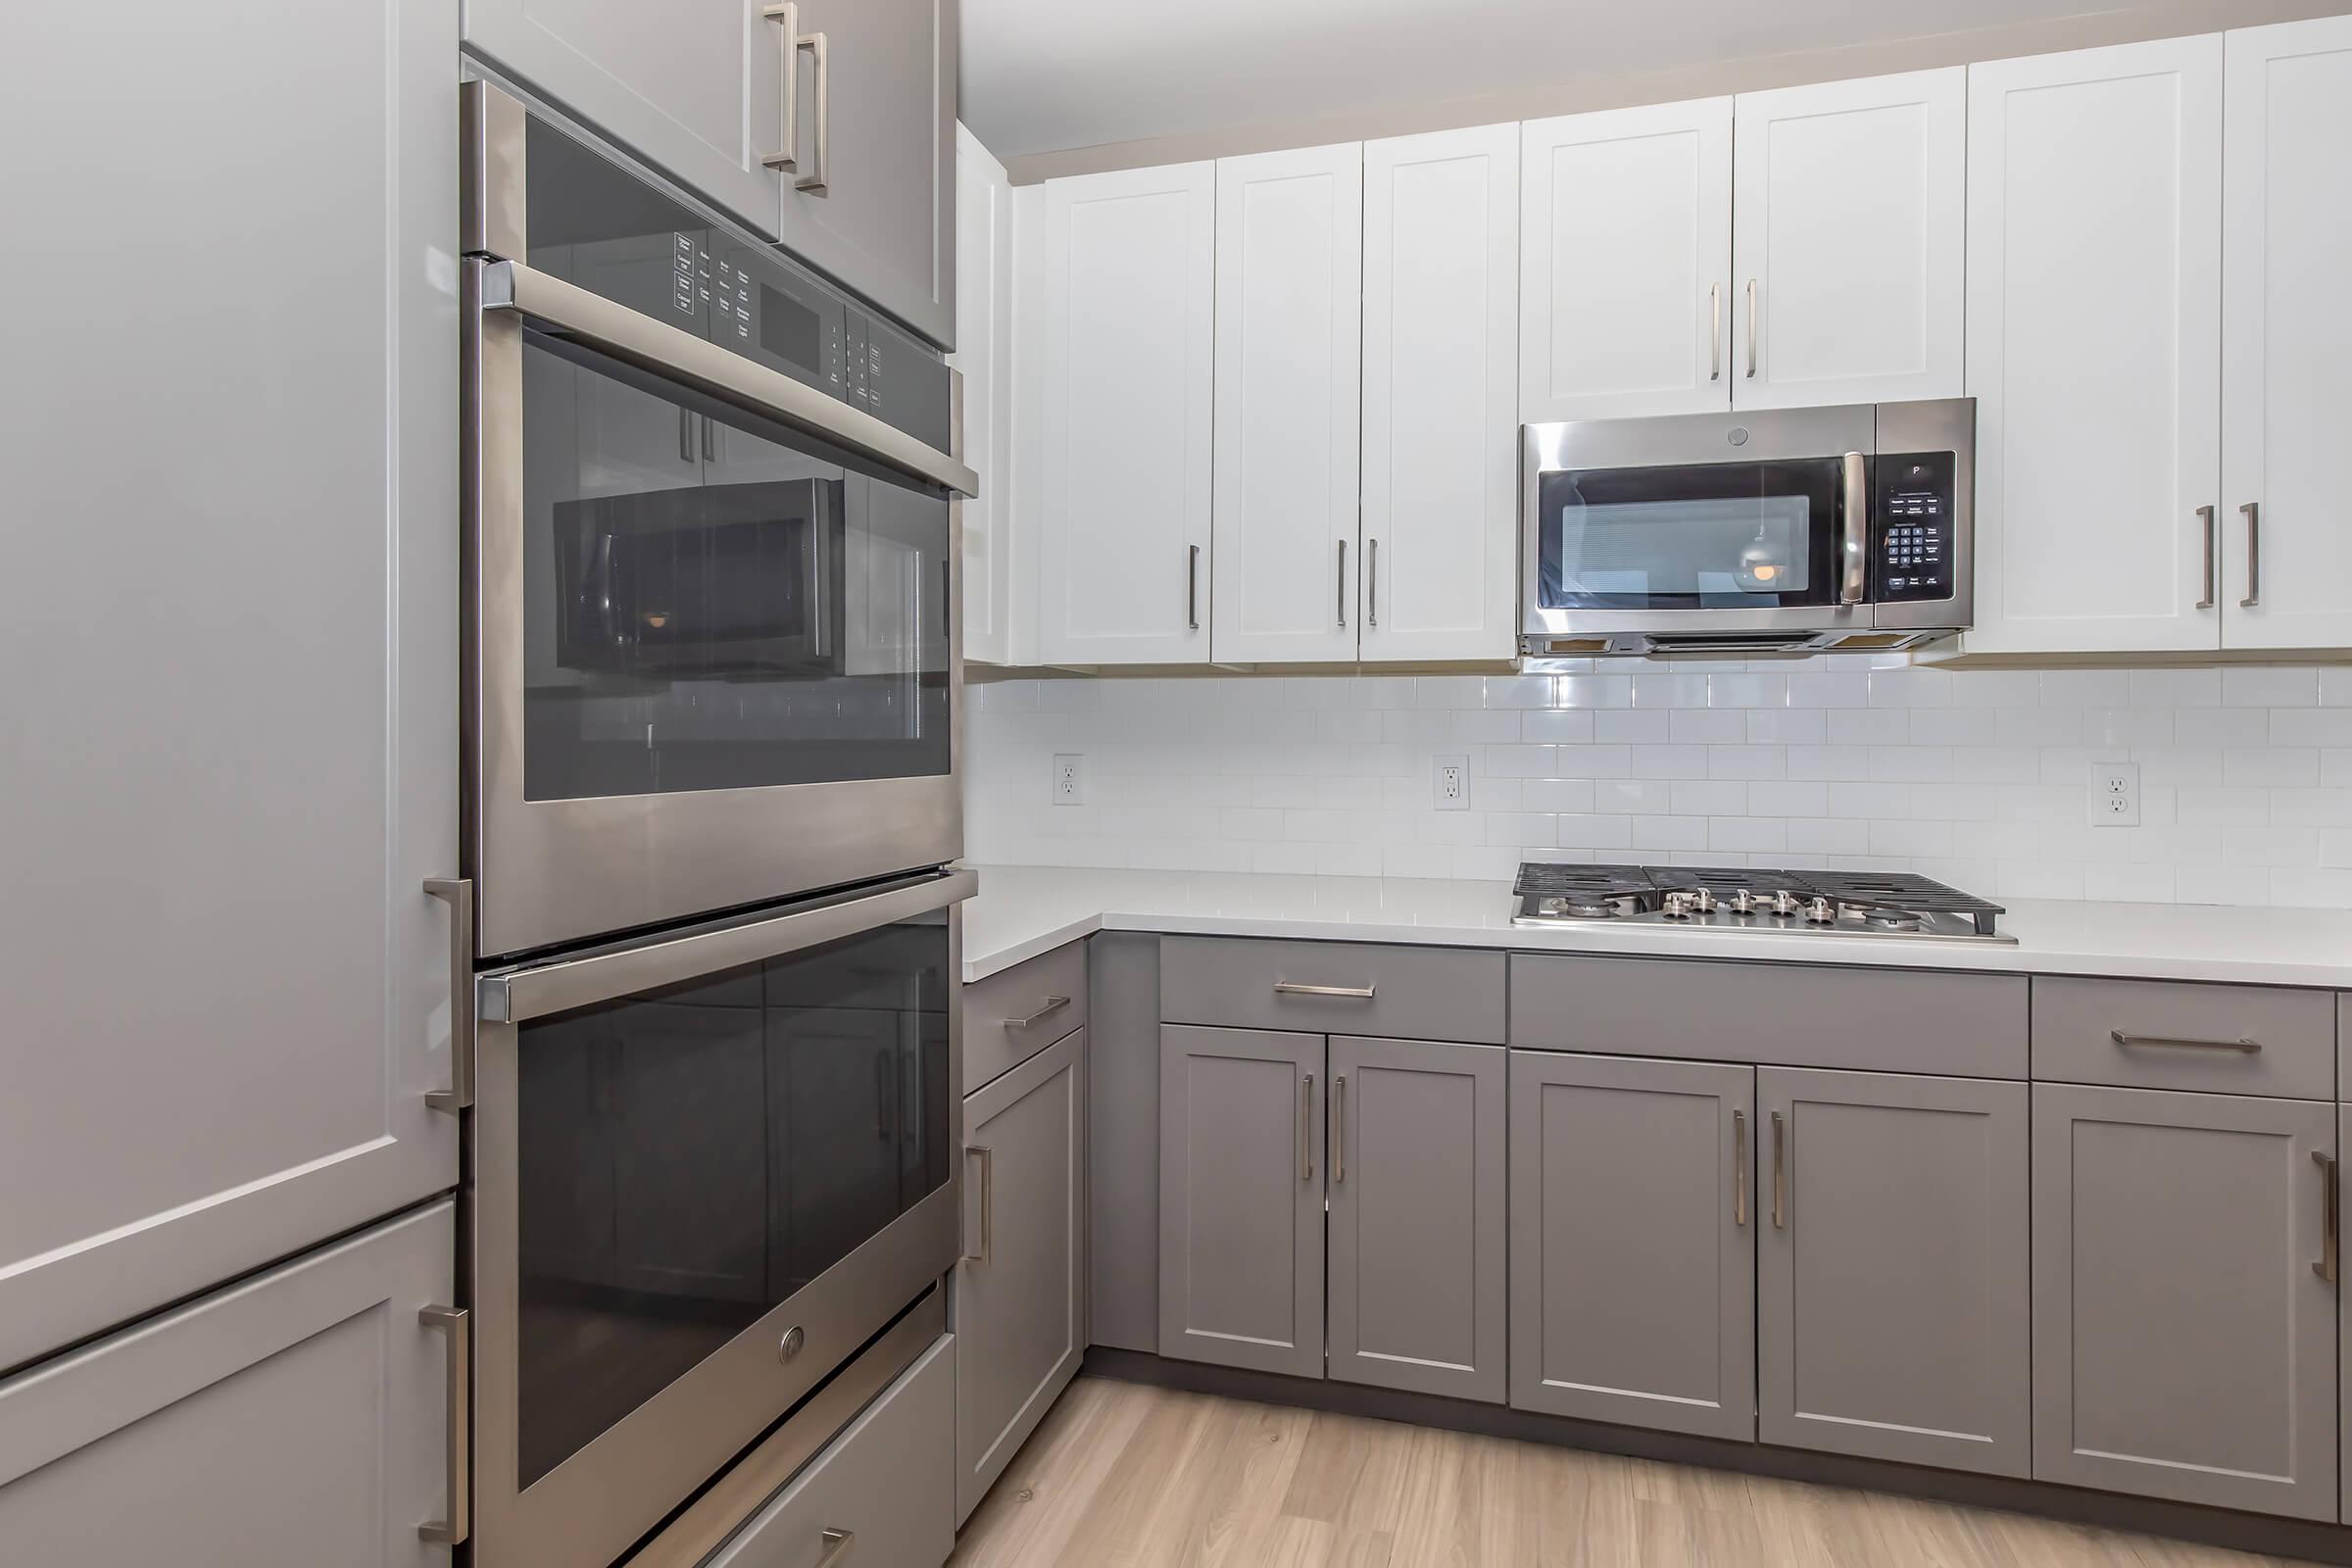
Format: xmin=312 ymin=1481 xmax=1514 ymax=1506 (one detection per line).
xmin=1873 ymin=451 xmax=1955 ymax=602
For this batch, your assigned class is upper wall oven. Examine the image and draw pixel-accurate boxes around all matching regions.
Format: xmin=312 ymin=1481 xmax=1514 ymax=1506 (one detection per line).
xmin=462 ymin=81 xmax=978 ymax=959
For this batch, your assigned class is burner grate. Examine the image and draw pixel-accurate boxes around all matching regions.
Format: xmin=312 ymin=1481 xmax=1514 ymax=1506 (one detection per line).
xmin=1641 ymin=864 xmax=1796 ymax=894
xmin=1512 ymin=862 xmax=1653 ymax=900
xmin=1796 ymin=869 xmax=2006 ymax=935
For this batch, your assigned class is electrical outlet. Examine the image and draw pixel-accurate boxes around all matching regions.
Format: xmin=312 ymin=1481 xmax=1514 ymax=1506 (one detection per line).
xmin=1052 ymin=754 xmax=1086 ymax=806
xmin=1434 ymin=755 xmax=1470 ymax=811
xmin=2086 ymin=760 xmax=2139 ymax=826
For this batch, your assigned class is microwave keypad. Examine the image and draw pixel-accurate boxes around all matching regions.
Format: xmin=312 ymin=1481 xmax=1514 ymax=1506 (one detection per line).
xmin=1875 ymin=452 xmax=1956 ymax=602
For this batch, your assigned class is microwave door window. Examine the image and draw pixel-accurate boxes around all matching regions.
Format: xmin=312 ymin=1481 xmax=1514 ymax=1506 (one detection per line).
xmin=1539 ymin=461 xmax=1842 ymax=612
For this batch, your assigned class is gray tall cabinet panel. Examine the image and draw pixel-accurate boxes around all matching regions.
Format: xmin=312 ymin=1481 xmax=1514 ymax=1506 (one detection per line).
xmin=1158 ymin=1025 xmax=1325 ymax=1379
xmin=957 ymin=1030 xmax=1086 ymax=1525
xmin=2034 ymin=1084 xmax=2337 ymax=1519
xmin=1327 ymin=1037 xmax=1507 ymax=1404
xmin=0 ymin=0 xmax=460 ymax=1372
xmin=0 ymin=1202 xmax=457 ymax=1564
xmin=1758 ymin=1068 xmax=2032 ymax=1478
xmin=1509 ymin=1054 xmax=1756 ymax=1442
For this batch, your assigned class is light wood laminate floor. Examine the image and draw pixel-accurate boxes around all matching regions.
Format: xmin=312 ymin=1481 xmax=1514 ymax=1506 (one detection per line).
xmin=949 ymin=1377 xmax=2310 ymax=1568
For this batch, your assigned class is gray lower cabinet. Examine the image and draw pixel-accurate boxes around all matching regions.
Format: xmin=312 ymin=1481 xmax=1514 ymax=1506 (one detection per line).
xmin=2343 ymin=1101 xmax=2351 ymax=1527
xmin=956 ymin=1030 xmax=1086 ymax=1524
xmin=710 ymin=1334 xmax=956 ymax=1568
xmin=779 ymin=0 xmax=958 ymax=346
xmin=1508 ymin=1053 xmax=1756 ymax=1442
xmin=2034 ymin=1084 xmax=2338 ymax=1519
xmin=2 ymin=0 xmax=461 ymax=1372
xmin=0 ymin=1201 xmax=457 ymax=1564
xmin=1758 ymin=1068 xmax=2031 ymax=1477
xmin=1158 ymin=1025 xmax=1325 ymax=1378
xmin=1328 ymin=1037 xmax=1507 ymax=1403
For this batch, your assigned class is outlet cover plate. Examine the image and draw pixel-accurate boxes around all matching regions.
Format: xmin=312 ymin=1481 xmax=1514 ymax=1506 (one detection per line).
xmin=1053 ymin=754 xmax=1086 ymax=806
xmin=1434 ymin=755 xmax=1471 ymax=811
xmin=2086 ymin=760 xmax=2139 ymax=826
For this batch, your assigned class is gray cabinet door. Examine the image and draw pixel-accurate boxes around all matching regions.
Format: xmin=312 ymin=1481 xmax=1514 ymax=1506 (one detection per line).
xmin=778 ymin=0 xmax=957 ymax=345
xmin=1157 ymin=1025 xmax=1325 ymax=1378
xmin=1508 ymin=1052 xmax=1756 ymax=1441
xmin=0 ymin=1202 xmax=457 ymax=1565
xmin=463 ymin=0 xmax=786 ymax=237
xmin=2034 ymin=1084 xmax=2337 ymax=1518
xmin=0 ymin=0 xmax=460 ymax=1371
xmin=1328 ymin=1037 xmax=1506 ymax=1403
xmin=956 ymin=1030 xmax=1085 ymax=1525
xmin=1758 ymin=1068 xmax=2031 ymax=1477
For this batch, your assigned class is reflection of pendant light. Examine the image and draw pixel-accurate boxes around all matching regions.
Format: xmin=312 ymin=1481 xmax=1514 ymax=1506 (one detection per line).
xmin=1735 ymin=521 xmax=1785 ymax=593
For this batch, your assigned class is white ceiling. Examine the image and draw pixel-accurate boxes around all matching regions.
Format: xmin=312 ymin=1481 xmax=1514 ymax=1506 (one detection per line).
xmin=960 ymin=0 xmax=2147 ymax=157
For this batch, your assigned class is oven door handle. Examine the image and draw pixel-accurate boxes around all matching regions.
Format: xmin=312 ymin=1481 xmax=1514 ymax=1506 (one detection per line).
xmin=476 ymin=258 xmax=977 ymax=498
xmin=479 ymin=869 xmax=976 ymax=1023
xmin=1838 ymin=450 xmax=1869 ymax=607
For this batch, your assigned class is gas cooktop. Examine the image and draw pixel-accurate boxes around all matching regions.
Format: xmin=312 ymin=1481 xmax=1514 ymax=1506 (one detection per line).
xmin=1511 ymin=863 xmax=2014 ymax=945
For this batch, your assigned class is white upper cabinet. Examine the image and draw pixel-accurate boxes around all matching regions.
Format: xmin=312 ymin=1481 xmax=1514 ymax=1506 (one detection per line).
xmin=1211 ymin=143 xmax=1364 ymax=664
xmin=1732 ymin=69 xmax=1966 ymax=410
xmin=2222 ymin=16 xmax=2352 ymax=650
xmin=1363 ymin=124 xmax=1522 ymax=662
xmin=953 ymin=124 xmax=1015 ymax=666
xmin=1035 ymin=163 xmax=1216 ymax=664
xmin=1963 ymin=36 xmax=2224 ymax=655
xmin=1519 ymin=99 xmax=1732 ymax=422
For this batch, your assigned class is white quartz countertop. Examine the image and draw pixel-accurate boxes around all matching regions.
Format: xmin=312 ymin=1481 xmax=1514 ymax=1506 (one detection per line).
xmin=959 ymin=864 xmax=2352 ymax=990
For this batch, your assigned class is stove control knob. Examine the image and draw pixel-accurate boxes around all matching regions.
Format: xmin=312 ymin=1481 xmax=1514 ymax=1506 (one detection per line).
xmin=1691 ymin=888 xmax=1717 ymax=914
xmin=1662 ymin=891 xmax=1696 ymax=918
xmin=1768 ymin=890 xmax=1802 ymax=917
xmin=1804 ymin=896 xmax=1837 ymax=924
xmin=1729 ymin=890 xmax=1756 ymax=916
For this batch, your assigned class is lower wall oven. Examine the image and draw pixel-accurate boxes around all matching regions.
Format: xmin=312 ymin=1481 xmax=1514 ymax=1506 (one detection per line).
xmin=466 ymin=868 xmax=972 ymax=1568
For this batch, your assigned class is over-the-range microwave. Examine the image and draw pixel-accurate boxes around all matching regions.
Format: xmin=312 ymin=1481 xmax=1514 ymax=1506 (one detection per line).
xmin=1519 ymin=398 xmax=1974 ymax=659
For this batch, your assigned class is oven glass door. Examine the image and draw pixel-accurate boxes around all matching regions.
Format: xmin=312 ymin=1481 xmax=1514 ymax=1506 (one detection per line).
xmin=473 ymin=875 xmax=965 ymax=1568
xmin=1534 ymin=458 xmax=1852 ymax=612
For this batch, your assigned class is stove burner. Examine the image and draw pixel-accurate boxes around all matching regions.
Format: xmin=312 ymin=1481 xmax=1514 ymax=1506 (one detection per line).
xmin=1861 ymin=906 xmax=1924 ymax=932
xmin=1509 ymin=864 xmax=2011 ymax=943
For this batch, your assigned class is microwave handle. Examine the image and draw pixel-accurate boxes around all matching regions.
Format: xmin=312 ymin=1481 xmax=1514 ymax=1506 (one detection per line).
xmin=1838 ymin=451 xmax=1868 ymax=607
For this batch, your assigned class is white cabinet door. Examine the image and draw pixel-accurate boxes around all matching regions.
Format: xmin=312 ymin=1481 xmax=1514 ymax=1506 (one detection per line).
xmin=952 ymin=123 xmax=1015 ymax=665
xmin=1362 ymin=124 xmax=1520 ymax=662
xmin=1732 ymin=69 xmax=1965 ymax=410
xmin=1211 ymin=143 xmax=1363 ymax=664
xmin=0 ymin=0 xmax=460 ymax=1372
xmin=464 ymin=0 xmax=783 ymax=237
xmin=1035 ymin=164 xmax=1215 ymax=664
xmin=1963 ymin=37 xmax=2224 ymax=656
xmin=2222 ymin=16 xmax=2352 ymax=650
xmin=0 ymin=1202 xmax=457 ymax=1567
xmin=1519 ymin=99 xmax=1732 ymax=422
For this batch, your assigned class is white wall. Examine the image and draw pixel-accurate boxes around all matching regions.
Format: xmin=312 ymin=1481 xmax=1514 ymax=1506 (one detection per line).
xmin=964 ymin=659 xmax=2352 ymax=906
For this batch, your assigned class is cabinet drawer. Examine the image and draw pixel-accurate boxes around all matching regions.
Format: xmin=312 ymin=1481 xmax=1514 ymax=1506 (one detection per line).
xmin=962 ymin=941 xmax=1088 ymax=1096
xmin=2033 ymin=978 xmax=2335 ymax=1100
xmin=1510 ymin=955 xmax=2026 ymax=1078
xmin=1161 ymin=938 xmax=1504 ymax=1045
xmin=709 ymin=1334 xmax=956 ymax=1568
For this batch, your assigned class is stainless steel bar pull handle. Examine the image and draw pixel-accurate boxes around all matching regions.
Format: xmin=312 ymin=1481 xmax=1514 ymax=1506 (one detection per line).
xmin=961 ymin=1146 xmax=994 ymax=1265
xmin=1744 ymin=279 xmax=1759 ymax=378
xmin=2195 ymin=505 xmax=2217 ymax=609
xmin=1336 ymin=538 xmax=1348 ymax=627
xmin=1334 ymin=1074 xmax=1348 ymax=1185
xmin=1273 ymin=981 xmax=1375 ymax=1000
xmin=2239 ymin=501 xmax=2261 ymax=608
xmin=423 ymin=879 xmax=474 ymax=1114
xmin=1733 ymin=1109 xmax=1748 ymax=1227
xmin=2316 ymin=1151 xmax=2338 ymax=1286
xmin=794 ymin=27 xmax=830 ymax=193
xmin=1770 ymin=1110 xmax=1787 ymax=1229
xmin=1838 ymin=452 xmax=1868 ymax=607
xmin=1188 ymin=543 xmax=1200 ymax=629
xmin=703 ymin=413 xmax=716 ymax=462
xmin=1367 ymin=538 xmax=1378 ymax=628
xmin=760 ymin=4 xmax=804 ymax=172
xmin=1300 ymin=1073 xmax=1315 ymax=1182
xmin=679 ymin=407 xmax=696 ymax=463
xmin=816 ymin=1527 xmax=857 ymax=1568
xmin=1709 ymin=282 xmax=1723 ymax=381
xmin=418 ymin=1305 xmax=471 ymax=1546
xmin=2110 ymin=1029 xmax=2260 ymax=1054
xmin=1004 ymin=995 xmax=1071 ymax=1029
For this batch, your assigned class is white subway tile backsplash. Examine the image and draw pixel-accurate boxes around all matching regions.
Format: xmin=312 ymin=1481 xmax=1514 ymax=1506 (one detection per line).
xmin=967 ymin=662 xmax=2351 ymax=907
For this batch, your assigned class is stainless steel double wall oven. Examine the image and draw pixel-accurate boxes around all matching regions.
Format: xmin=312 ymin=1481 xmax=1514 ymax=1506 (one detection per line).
xmin=458 ymin=78 xmax=977 ymax=1568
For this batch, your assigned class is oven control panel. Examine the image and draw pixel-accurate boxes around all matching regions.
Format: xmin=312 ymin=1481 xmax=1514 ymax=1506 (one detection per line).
xmin=1873 ymin=450 xmax=1956 ymax=602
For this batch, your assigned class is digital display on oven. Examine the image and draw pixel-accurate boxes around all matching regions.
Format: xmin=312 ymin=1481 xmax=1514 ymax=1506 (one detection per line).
xmin=760 ymin=282 xmax=822 ymax=372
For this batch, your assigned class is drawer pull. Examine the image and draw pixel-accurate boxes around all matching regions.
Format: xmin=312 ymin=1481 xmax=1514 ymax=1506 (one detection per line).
xmin=2317 ymin=1152 xmax=2339 ymax=1287
xmin=1300 ymin=1074 xmax=1315 ymax=1183
xmin=1733 ymin=1109 xmax=1747 ymax=1228
xmin=816 ymin=1527 xmax=856 ymax=1568
xmin=1004 ymin=995 xmax=1071 ymax=1029
xmin=1273 ymin=981 xmax=1375 ymax=1001
xmin=961 ymin=1147 xmax=994 ymax=1266
xmin=1770 ymin=1111 xmax=1787 ymax=1230
xmin=1334 ymin=1074 xmax=1347 ymax=1185
xmin=2109 ymin=1029 xmax=2260 ymax=1054
xmin=417 ymin=1305 xmax=471 ymax=1546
